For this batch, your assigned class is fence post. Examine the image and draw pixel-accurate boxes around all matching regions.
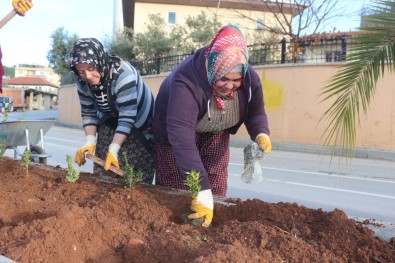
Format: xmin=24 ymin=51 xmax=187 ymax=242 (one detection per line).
xmin=281 ymin=38 xmax=286 ymax=64
xmin=156 ymin=57 xmax=161 ymax=75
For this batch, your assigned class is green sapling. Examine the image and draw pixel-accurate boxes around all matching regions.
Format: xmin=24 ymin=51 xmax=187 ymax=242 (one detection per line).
xmin=184 ymin=169 xmax=202 ymax=199
xmin=122 ymin=151 xmax=143 ymax=188
xmin=20 ymin=148 xmax=31 ymax=176
xmin=66 ymin=155 xmax=80 ymax=183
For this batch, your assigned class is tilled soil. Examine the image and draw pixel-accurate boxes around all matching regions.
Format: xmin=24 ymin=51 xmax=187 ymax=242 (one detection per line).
xmin=0 ymin=157 xmax=394 ymax=263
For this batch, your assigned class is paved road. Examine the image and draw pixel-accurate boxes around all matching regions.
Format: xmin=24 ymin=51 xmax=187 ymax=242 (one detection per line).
xmin=1 ymin=109 xmax=58 ymax=122
xmin=228 ymin=148 xmax=395 ymax=221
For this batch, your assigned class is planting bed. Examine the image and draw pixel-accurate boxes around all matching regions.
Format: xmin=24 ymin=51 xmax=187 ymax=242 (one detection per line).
xmin=0 ymin=157 xmax=394 ymax=262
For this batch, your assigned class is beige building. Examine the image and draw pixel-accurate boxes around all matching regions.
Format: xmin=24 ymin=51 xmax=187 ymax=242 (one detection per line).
xmin=116 ymin=0 xmax=301 ymax=43
xmin=15 ymin=65 xmax=61 ymax=86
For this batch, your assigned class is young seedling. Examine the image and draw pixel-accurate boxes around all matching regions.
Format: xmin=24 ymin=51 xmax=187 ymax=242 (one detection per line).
xmin=0 ymin=143 xmax=5 ymax=162
xmin=1 ymin=112 xmax=9 ymax=122
xmin=65 ymin=155 xmax=80 ymax=183
xmin=182 ymin=169 xmax=205 ymax=226
xmin=184 ymin=169 xmax=201 ymax=199
xmin=122 ymin=151 xmax=143 ymax=188
xmin=20 ymin=148 xmax=31 ymax=176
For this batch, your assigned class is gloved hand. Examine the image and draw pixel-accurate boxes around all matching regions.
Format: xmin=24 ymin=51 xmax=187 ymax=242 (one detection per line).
xmin=12 ymin=0 xmax=33 ymax=16
xmin=104 ymin=143 xmax=120 ymax=170
xmin=256 ymin=133 xmax=272 ymax=154
xmin=188 ymin=189 xmax=214 ymax=228
xmin=74 ymin=135 xmax=96 ymax=166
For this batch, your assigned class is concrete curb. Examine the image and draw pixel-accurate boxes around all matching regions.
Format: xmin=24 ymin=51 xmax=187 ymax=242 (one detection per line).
xmin=55 ymin=121 xmax=83 ymax=130
xmin=230 ymin=140 xmax=395 ymax=162
xmin=53 ymin=122 xmax=395 ymax=162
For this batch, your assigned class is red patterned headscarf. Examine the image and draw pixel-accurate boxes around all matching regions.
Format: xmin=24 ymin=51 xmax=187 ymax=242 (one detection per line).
xmin=205 ymin=24 xmax=249 ymax=87
xmin=205 ymin=25 xmax=248 ymax=110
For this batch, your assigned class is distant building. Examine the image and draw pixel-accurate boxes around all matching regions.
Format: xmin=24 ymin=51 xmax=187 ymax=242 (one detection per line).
xmin=4 ymin=76 xmax=58 ymax=110
xmin=114 ymin=0 xmax=305 ymax=43
xmin=289 ymin=31 xmax=362 ymax=64
xmin=15 ymin=65 xmax=61 ymax=86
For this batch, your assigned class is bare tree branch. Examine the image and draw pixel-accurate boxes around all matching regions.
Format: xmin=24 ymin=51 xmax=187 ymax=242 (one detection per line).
xmin=230 ymin=0 xmax=352 ymax=39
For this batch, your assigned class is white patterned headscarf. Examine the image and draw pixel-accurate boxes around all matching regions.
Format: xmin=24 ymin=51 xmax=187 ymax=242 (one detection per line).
xmin=69 ymin=38 xmax=121 ymax=91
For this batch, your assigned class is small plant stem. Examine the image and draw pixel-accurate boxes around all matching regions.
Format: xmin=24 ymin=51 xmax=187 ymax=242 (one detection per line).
xmin=20 ymin=148 xmax=31 ymax=176
xmin=184 ymin=169 xmax=201 ymax=199
xmin=65 ymin=155 xmax=80 ymax=183
xmin=122 ymin=151 xmax=143 ymax=188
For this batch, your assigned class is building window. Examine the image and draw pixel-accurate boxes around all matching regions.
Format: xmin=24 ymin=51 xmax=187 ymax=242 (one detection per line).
xmin=325 ymin=51 xmax=342 ymax=62
xmin=256 ymin=18 xmax=264 ymax=30
xmin=168 ymin=12 xmax=176 ymax=25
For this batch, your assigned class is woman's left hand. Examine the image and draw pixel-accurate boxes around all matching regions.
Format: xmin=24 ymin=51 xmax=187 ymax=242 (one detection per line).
xmin=104 ymin=143 xmax=120 ymax=170
xmin=256 ymin=133 xmax=272 ymax=154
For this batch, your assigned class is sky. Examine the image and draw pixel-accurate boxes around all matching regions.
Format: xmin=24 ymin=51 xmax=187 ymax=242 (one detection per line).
xmin=0 ymin=0 xmax=114 ymax=67
xmin=0 ymin=0 xmax=373 ymax=67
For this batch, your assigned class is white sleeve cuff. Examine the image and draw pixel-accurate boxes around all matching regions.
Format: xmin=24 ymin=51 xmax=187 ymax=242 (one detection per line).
xmin=85 ymin=135 xmax=97 ymax=146
xmin=109 ymin=143 xmax=121 ymax=155
xmin=197 ymin=189 xmax=214 ymax=210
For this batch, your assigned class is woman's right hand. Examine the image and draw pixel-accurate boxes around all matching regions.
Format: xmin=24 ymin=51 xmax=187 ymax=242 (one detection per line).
xmin=74 ymin=135 xmax=97 ymax=166
xmin=74 ymin=145 xmax=96 ymax=166
xmin=188 ymin=189 xmax=214 ymax=227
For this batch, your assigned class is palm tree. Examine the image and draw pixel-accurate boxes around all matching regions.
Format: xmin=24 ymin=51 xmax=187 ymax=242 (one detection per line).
xmin=320 ymin=0 xmax=395 ymax=157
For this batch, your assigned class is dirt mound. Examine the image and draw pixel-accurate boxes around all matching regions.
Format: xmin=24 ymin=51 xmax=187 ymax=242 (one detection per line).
xmin=0 ymin=157 xmax=394 ymax=263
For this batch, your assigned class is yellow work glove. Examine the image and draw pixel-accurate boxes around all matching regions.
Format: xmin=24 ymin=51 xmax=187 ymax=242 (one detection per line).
xmin=104 ymin=143 xmax=120 ymax=170
xmin=74 ymin=135 xmax=96 ymax=166
xmin=188 ymin=189 xmax=214 ymax=228
xmin=12 ymin=0 xmax=33 ymax=16
xmin=256 ymin=133 xmax=272 ymax=154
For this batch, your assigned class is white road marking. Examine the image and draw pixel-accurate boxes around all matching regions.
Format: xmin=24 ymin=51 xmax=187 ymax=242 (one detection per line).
xmin=228 ymin=173 xmax=395 ymax=199
xmin=285 ymin=181 xmax=395 ymax=199
xmin=229 ymin=163 xmax=395 ymax=184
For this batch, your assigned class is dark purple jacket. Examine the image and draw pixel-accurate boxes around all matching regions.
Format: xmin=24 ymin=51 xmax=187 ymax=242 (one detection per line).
xmin=153 ymin=47 xmax=270 ymax=190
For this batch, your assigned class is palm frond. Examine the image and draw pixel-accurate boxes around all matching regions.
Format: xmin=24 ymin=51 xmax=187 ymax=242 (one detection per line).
xmin=319 ymin=0 xmax=395 ymax=157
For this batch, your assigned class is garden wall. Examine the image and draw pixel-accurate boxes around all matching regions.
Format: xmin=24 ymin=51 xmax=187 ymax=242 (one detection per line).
xmin=57 ymin=64 xmax=395 ymax=155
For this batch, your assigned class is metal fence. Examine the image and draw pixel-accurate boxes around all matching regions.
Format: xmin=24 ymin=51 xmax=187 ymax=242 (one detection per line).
xmin=61 ymin=72 xmax=78 ymax=86
xmin=132 ymin=36 xmax=351 ymax=76
xmin=61 ymin=35 xmax=353 ymax=83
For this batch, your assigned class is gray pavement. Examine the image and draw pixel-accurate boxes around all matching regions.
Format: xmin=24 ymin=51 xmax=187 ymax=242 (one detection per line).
xmin=230 ymin=139 xmax=395 ymax=162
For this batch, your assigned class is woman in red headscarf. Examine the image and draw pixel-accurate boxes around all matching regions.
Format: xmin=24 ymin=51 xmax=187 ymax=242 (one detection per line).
xmin=153 ymin=24 xmax=271 ymax=227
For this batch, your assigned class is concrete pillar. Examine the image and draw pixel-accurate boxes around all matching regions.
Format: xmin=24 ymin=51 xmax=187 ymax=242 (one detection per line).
xmin=38 ymin=94 xmax=43 ymax=110
xmin=29 ymin=91 xmax=34 ymax=110
xmin=113 ymin=0 xmax=124 ymax=41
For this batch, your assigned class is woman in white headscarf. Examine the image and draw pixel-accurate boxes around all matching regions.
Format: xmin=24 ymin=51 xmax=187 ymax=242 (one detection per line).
xmin=70 ymin=38 xmax=155 ymax=184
